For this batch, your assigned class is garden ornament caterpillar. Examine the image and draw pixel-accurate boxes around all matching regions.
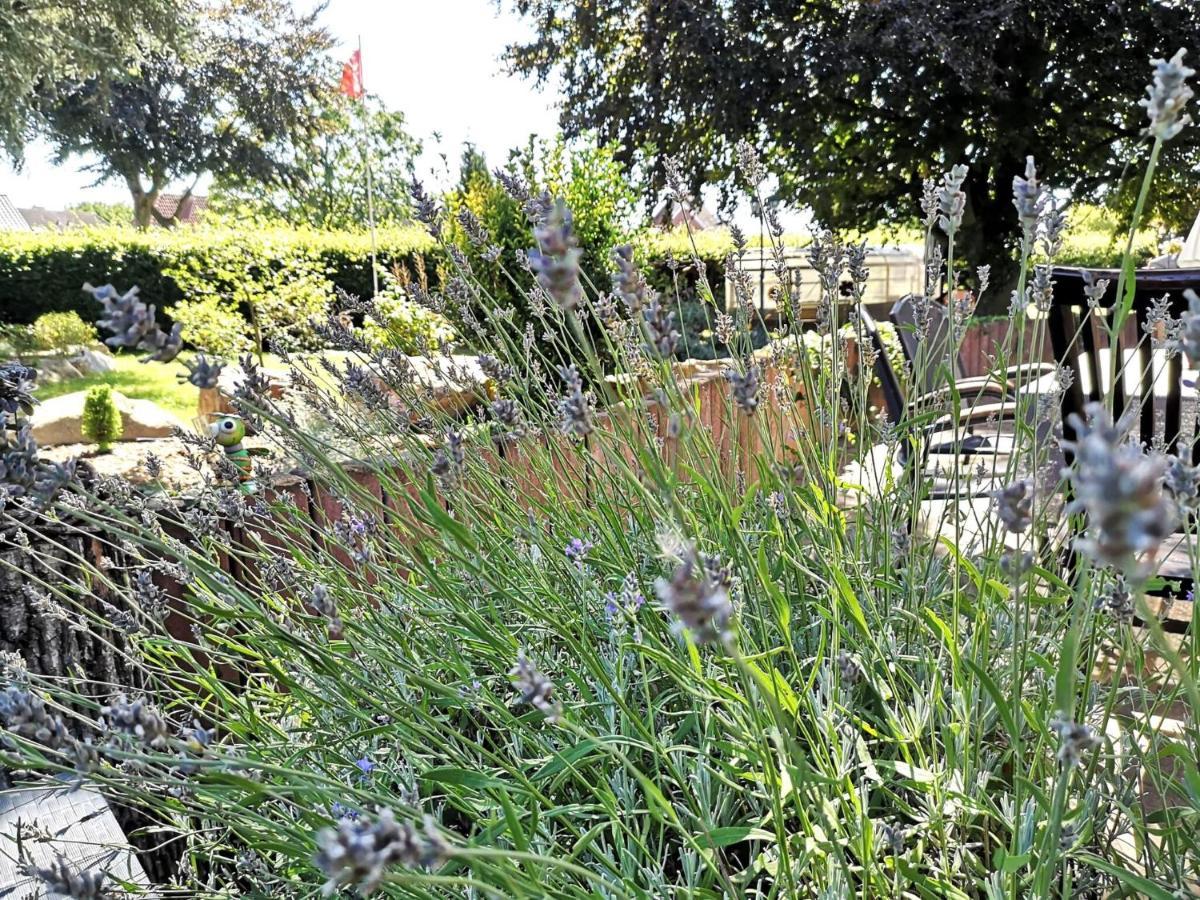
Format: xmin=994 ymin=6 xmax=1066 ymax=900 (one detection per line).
xmin=208 ymin=414 xmax=268 ymax=493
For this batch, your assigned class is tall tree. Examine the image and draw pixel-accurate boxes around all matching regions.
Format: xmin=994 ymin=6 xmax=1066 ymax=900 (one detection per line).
xmin=212 ymin=96 xmax=420 ymax=229
xmin=505 ymin=0 xmax=1200 ymax=293
xmin=37 ymin=0 xmax=334 ymax=228
xmin=0 ymin=0 xmax=185 ymax=158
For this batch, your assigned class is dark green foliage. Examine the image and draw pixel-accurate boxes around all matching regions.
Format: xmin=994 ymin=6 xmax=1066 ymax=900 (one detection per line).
xmin=505 ymin=0 xmax=1200 ymax=302
xmin=0 ymin=226 xmax=440 ymax=327
xmin=81 ymin=384 xmax=122 ymax=452
xmin=0 ymin=0 xmax=183 ymax=158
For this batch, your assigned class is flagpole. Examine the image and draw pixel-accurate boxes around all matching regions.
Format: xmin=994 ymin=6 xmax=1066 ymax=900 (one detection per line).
xmin=358 ymin=36 xmax=379 ymax=299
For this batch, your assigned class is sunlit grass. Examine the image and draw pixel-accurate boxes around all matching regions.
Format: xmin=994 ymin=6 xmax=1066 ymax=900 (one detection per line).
xmin=33 ymin=352 xmax=199 ymax=421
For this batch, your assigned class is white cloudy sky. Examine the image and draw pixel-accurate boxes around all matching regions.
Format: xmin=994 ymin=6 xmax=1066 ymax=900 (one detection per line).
xmin=0 ymin=0 xmax=560 ymax=208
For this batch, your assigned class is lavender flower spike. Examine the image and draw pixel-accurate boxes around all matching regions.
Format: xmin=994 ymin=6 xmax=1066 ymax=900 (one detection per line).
xmin=528 ymin=200 xmax=584 ymax=311
xmin=179 ymin=354 xmax=224 ymax=390
xmin=1062 ymin=403 xmax=1175 ymax=571
xmin=314 ymin=808 xmax=446 ymax=896
xmin=993 ymin=480 xmax=1033 ymax=534
xmin=1174 ymin=289 xmax=1200 ymax=366
xmin=1141 ymin=48 xmax=1195 ymax=141
xmin=655 ymin=543 xmax=733 ymax=644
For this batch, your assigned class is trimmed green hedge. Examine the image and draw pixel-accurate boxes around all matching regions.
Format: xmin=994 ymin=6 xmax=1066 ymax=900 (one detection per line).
xmin=0 ymin=223 xmax=736 ymax=329
xmin=0 ymin=225 xmax=440 ymax=325
xmin=0 ymin=217 xmax=1147 ymax=331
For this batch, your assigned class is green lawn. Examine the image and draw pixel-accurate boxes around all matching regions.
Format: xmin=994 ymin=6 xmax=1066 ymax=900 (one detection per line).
xmin=34 ymin=352 xmax=200 ymax=421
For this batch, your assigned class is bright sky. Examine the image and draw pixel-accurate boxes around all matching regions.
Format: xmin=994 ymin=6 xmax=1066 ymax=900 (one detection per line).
xmin=0 ymin=0 xmax=561 ymax=209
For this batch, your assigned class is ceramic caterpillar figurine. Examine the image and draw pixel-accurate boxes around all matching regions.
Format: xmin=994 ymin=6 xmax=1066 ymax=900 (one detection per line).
xmin=208 ymin=414 xmax=269 ymax=494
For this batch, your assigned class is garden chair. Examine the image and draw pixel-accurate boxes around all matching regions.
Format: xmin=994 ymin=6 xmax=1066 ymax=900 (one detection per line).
xmin=1048 ymin=265 xmax=1200 ymax=631
xmin=0 ymin=779 xmax=152 ymax=895
xmin=845 ymin=308 xmax=1017 ymax=501
xmin=889 ymin=293 xmax=1058 ymax=400
xmin=847 ymin=306 xmax=1067 ymax=556
xmin=858 ymin=305 xmax=1023 ymax=467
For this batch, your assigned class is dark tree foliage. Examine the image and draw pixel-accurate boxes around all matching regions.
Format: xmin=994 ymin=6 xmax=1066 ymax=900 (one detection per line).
xmin=505 ymin=0 xmax=1200 ymax=292
xmin=37 ymin=0 xmax=335 ymax=228
xmin=0 ymin=0 xmax=185 ymax=158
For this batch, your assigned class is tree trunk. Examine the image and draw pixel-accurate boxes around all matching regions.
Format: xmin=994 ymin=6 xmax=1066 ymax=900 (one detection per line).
xmin=128 ymin=179 xmax=160 ymax=230
xmin=961 ymin=171 xmax=1023 ymax=315
xmin=127 ymin=176 xmax=185 ymax=230
xmin=0 ymin=534 xmax=140 ymax=697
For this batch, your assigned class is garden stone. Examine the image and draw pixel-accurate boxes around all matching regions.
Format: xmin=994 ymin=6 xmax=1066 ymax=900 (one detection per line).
xmin=33 ymin=356 xmax=84 ymax=383
xmin=73 ymin=347 xmax=118 ymax=376
xmin=31 ymin=390 xmax=186 ymax=446
xmin=28 ymin=347 xmax=116 ymax=384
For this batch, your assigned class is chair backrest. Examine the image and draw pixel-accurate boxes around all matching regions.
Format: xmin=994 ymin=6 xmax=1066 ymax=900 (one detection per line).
xmin=857 ymin=305 xmax=906 ymax=425
xmin=889 ymin=294 xmax=960 ymax=395
xmin=1048 ymin=266 xmax=1200 ymax=460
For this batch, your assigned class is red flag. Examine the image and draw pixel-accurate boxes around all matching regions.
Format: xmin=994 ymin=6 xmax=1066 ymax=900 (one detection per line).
xmin=340 ymin=50 xmax=363 ymax=100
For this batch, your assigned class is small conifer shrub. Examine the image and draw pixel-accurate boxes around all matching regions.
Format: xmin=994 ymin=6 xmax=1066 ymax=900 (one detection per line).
xmin=80 ymin=384 xmax=123 ymax=453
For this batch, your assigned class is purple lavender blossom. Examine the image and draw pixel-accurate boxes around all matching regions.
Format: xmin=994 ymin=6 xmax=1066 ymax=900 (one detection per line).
xmin=564 ymin=537 xmax=594 ymax=568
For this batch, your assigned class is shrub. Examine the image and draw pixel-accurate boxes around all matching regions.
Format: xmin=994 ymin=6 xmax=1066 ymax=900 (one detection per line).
xmin=1054 ymin=203 xmax=1160 ymax=268
xmin=0 ymin=322 xmax=37 ymax=359
xmin=167 ymin=244 xmax=334 ymax=354
xmin=359 ymin=268 xmax=456 ymax=354
xmin=443 ymin=138 xmax=637 ymax=345
xmin=0 ymin=224 xmax=440 ymax=328
xmin=80 ymin=384 xmax=122 ymax=452
xmin=31 ymin=311 xmax=96 ymax=353
xmin=168 ymin=295 xmax=252 ymax=359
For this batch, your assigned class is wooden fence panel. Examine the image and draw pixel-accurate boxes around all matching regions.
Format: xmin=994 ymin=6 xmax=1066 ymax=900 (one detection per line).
xmin=958 ymin=318 xmax=1053 ymax=376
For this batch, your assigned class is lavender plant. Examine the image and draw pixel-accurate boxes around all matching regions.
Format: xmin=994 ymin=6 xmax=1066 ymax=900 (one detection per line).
xmin=1 ymin=50 xmax=1196 ymax=900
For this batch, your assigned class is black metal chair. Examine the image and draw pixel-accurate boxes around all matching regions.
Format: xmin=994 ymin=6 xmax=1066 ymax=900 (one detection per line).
xmin=860 ymin=306 xmax=1018 ymax=453
xmin=889 ymin=293 xmax=1057 ymax=399
xmin=844 ymin=306 xmax=1066 ymax=560
xmin=857 ymin=305 xmax=1023 ymax=492
xmin=1048 ymin=265 xmax=1199 ymax=630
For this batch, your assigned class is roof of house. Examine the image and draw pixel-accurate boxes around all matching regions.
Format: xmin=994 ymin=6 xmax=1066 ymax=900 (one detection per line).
xmin=0 ymin=194 xmax=31 ymax=231
xmin=19 ymin=206 xmax=102 ymax=229
xmin=153 ymin=192 xmax=208 ymax=225
xmin=652 ymin=199 xmax=721 ymax=232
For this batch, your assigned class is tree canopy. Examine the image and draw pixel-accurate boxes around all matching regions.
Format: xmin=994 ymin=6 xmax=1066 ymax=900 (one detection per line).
xmin=505 ymin=0 xmax=1200 ymax=289
xmin=36 ymin=0 xmax=334 ymax=228
xmin=212 ymin=96 xmax=420 ymax=230
xmin=0 ymin=0 xmax=185 ymax=158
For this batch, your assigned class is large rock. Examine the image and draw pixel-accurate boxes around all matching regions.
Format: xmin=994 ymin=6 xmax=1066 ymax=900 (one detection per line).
xmin=31 ymin=390 xmax=187 ymax=446
xmin=396 ymin=354 xmax=488 ymax=417
xmin=31 ymin=347 xmax=118 ymax=384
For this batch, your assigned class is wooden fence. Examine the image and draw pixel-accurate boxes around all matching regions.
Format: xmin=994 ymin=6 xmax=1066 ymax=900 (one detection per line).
xmin=958 ymin=318 xmax=1053 ymax=377
xmin=0 ymin=316 xmax=1074 ymax=686
xmin=3 ymin=354 xmax=813 ymax=685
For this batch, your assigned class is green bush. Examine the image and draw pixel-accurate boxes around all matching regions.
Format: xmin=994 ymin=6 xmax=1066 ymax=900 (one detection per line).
xmin=80 ymin=384 xmax=122 ymax=452
xmin=168 ymin=295 xmax=252 ymax=359
xmin=0 ymin=322 xmax=37 ymax=359
xmin=166 ymin=241 xmax=335 ymax=354
xmin=359 ymin=269 xmax=456 ymax=354
xmin=444 ymin=139 xmax=638 ymax=338
xmin=1054 ymin=203 xmax=1160 ymax=267
xmin=0 ymin=224 xmax=441 ymax=328
xmin=31 ymin=311 xmax=96 ymax=352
